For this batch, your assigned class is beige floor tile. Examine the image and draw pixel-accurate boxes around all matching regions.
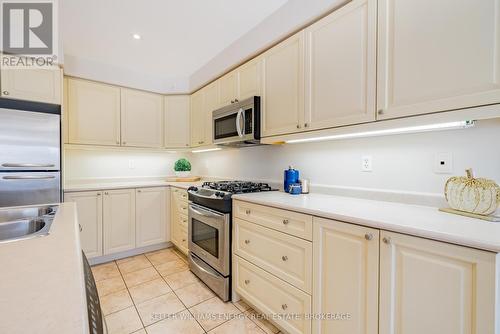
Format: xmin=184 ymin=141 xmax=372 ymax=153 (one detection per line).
xmin=233 ymin=299 xmax=251 ymax=312
xmin=136 ymin=292 xmax=186 ymax=326
xmin=164 ymin=270 xmax=199 ymax=290
xmin=146 ymin=248 xmax=179 ymax=266
xmin=91 ymin=261 xmax=120 ymax=282
xmin=116 ymin=254 xmax=144 ymax=265
xmin=155 ymin=259 xmax=188 ymax=276
xmin=104 ymin=306 xmax=143 ymax=334
xmin=208 ymin=315 xmax=265 ymax=334
xmin=245 ymin=309 xmax=280 ymax=334
xmin=175 ymin=281 xmax=215 ymax=308
xmin=132 ymin=330 xmax=146 ymax=334
xmin=145 ymin=310 xmax=204 ymax=334
xmin=129 ymin=278 xmax=172 ymax=304
xmin=117 ymin=255 xmax=152 ymax=274
xmin=189 ymin=296 xmax=241 ymax=331
xmin=96 ymin=276 xmax=126 ymax=297
xmin=123 ymin=267 xmax=160 ymax=288
xmin=100 ymin=289 xmax=133 ymax=315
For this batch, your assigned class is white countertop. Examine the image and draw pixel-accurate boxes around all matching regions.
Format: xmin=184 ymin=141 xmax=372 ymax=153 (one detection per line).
xmin=232 ymin=192 xmax=500 ymax=253
xmin=65 ymin=179 xmax=203 ymax=192
xmin=0 ymin=203 xmax=88 ymax=334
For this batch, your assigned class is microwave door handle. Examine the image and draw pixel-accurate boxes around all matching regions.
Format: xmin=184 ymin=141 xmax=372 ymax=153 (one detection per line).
xmin=236 ymin=108 xmax=244 ymax=137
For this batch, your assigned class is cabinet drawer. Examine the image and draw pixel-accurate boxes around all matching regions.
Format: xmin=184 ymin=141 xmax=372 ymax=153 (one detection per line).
xmin=179 ymin=214 xmax=188 ymax=229
xmin=171 ymin=187 xmax=188 ymax=202
xmin=234 ymin=256 xmax=312 ymax=334
xmin=234 ymin=218 xmax=312 ymax=293
xmin=234 ymin=200 xmax=313 ymax=240
xmin=177 ymin=201 xmax=188 ymax=216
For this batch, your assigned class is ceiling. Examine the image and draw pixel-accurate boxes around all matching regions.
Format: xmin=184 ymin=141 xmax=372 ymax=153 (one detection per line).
xmin=62 ymin=0 xmax=288 ymax=93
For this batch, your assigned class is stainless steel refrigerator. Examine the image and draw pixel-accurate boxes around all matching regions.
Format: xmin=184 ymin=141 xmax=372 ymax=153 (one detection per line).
xmin=0 ymin=99 xmax=61 ymax=208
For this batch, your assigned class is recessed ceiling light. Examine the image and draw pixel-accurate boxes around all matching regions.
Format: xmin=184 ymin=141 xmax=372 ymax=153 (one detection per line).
xmin=132 ymin=34 xmax=141 ymax=40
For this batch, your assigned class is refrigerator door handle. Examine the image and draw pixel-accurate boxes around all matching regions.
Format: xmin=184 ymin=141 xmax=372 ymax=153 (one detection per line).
xmin=2 ymin=175 xmax=56 ymax=180
xmin=2 ymin=163 xmax=56 ymax=168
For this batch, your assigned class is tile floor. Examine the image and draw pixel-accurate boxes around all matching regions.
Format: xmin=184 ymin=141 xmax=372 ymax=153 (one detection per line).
xmin=91 ymin=247 xmax=283 ymax=334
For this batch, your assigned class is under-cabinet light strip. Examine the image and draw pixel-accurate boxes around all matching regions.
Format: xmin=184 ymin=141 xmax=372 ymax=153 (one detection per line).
xmin=191 ymin=148 xmax=223 ymax=153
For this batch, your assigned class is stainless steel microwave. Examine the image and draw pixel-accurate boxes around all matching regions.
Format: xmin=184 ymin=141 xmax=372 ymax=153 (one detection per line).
xmin=212 ymin=96 xmax=261 ymax=147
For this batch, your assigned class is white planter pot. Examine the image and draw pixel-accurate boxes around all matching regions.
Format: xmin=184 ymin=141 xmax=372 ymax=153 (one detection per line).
xmin=175 ymin=171 xmax=191 ymax=177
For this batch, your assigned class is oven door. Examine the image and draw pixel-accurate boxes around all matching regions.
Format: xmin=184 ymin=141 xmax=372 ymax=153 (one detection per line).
xmin=188 ymin=203 xmax=230 ymax=276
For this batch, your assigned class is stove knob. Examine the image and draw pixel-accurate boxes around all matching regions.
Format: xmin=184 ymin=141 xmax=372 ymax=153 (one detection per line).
xmin=188 ymin=186 xmax=198 ymax=192
xmin=214 ymin=191 xmax=222 ymax=197
xmin=217 ymin=192 xmax=225 ymax=198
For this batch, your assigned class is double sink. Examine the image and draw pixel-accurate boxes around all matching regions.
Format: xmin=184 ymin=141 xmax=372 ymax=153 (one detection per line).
xmin=0 ymin=205 xmax=58 ymax=243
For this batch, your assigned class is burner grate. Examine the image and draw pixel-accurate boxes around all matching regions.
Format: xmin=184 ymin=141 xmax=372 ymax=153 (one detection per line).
xmin=202 ymin=181 xmax=274 ymax=194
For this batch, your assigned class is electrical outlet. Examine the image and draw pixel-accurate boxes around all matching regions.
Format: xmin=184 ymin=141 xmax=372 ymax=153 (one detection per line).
xmin=362 ymin=156 xmax=372 ymax=172
xmin=434 ymin=152 xmax=453 ymax=174
xmin=128 ymin=159 xmax=135 ymax=169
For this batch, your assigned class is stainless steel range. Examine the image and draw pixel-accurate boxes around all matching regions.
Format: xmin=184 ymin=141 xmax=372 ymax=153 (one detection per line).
xmin=187 ymin=181 xmax=276 ymax=301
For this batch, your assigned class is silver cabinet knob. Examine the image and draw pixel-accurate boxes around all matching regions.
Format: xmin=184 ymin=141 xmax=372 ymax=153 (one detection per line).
xmin=104 ymin=192 xmax=109 ymax=195
xmin=296 ymin=124 xmax=300 ymax=129
xmin=382 ymin=237 xmax=391 ymax=244
xmin=97 ymin=193 xmax=101 ymax=196
xmin=116 ymin=140 xmax=120 ymax=144
xmin=234 ymin=99 xmax=239 ymax=103
xmin=137 ymin=189 xmax=142 ymax=193
xmin=364 ymin=233 xmax=373 ymax=241
xmin=245 ymin=209 xmax=251 ymax=215
xmin=182 ymin=238 xmax=186 ymax=242
xmin=281 ymin=304 xmax=288 ymax=310
xmin=244 ymin=239 xmax=250 ymax=244
xmin=282 ymin=255 xmax=288 ymax=262
xmin=122 ymin=141 xmax=126 ymax=145
xmin=244 ymin=279 xmax=250 ymax=285
xmin=231 ymin=100 xmax=234 ymax=104
xmin=79 ymin=224 xmax=83 ymax=232
xmin=282 ymin=219 xmax=289 ymax=225
xmin=3 ymin=91 xmax=9 ymax=95
xmin=304 ymin=123 xmax=309 ymax=127
xmin=378 ymin=109 xmax=384 ymax=115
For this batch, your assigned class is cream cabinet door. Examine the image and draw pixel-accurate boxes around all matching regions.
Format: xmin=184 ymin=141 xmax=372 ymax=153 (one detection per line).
xmin=219 ymin=70 xmax=239 ymax=107
xmin=0 ymin=67 xmax=62 ymax=104
xmin=377 ymin=0 xmax=500 ymax=119
xmin=262 ymin=31 xmax=305 ymax=137
xmin=312 ymin=218 xmax=379 ymax=334
xmin=379 ymin=231 xmax=496 ymax=334
xmin=121 ymin=89 xmax=164 ymax=148
xmin=68 ymin=78 xmax=121 ymax=146
xmin=203 ymin=81 xmax=219 ymax=145
xmin=64 ymin=191 xmax=103 ymax=259
xmin=103 ymin=189 xmax=136 ymax=255
xmin=136 ymin=187 xmax=168 ymax=248
xmin=305 ymin=0 xmax=376 ymax=130
xmin=238 ymin=57 xmax=262 ymax=101
xmin=164 ymin=95 xmax=190 ymax=148
xmin=190 ymin=89 xmax=205 ymax=147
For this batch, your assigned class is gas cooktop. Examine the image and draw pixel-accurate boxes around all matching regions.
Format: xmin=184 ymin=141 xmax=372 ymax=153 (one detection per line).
xmin=201 ymin=181 xmax=274 ymax=194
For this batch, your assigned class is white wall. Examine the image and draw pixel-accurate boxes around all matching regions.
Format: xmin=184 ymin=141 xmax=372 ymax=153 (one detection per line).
xmin=193 ymin=119 xmax=500 ymax=196
xmin=64 ymin=149 xmax=194 ymax=182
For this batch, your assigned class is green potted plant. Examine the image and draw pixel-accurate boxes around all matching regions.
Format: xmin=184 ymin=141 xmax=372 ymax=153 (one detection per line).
xmin=174 ymin=158 xmax=191 ymax=177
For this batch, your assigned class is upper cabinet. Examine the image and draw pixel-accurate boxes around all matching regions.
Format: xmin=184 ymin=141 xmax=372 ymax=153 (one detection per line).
xmin=377 ymin=0 xmax=500 ymax=119
xmin=164 ymin=95 xmax=190 ymax=148
xmin=305 ymin=0 xmax=376 ymax=130
xmin=203 ymin=81 xmax=219 ymax=146
xmin=121 ymin=89 xmax=164 ymax=148
xmin=68 ymin=78 xmax=121 ymax=146
xmin=190 ymin=89 xmax=206 ymax=147
xmin=238 ymin=57 xmax=262 ymax=101
xmin=1 ymin=67 xmax=62 ymax=104
xmin=261 ymin=31 xmax=305 ymax=137
xmin=219 ymin=70 xmax=239 ymax=107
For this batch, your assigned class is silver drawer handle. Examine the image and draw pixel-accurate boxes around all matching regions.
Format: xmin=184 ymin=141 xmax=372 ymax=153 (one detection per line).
xmin=182 ymin=238 xmax=186 ymax=242
xmin=244 ymin=279 xmax=250 ymax=285
xmin=244 ymin=239 xmax=250 ymax=244
xmin=2 ymin=175 xmax=55 ymax=180
xmin=382 ymin=237 xmax=391 ymax=244
xmin=282 ymin=219 xmax=289 ymax=225
xmin=245 ymin=209 xmax=251 ymax=215
xmin=2 ymin=163 xmax=55 ymax=168
xmin=281 ymin=304 xmax=288 ymax=310
xmin=365 ymin=233 xmax=373 ymax=241
xmin=282 ymin=255 xmax=288 ymax=262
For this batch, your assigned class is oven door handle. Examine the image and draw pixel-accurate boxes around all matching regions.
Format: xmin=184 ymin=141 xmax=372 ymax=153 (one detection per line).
xmin=189 ymin=204 xmax=224 ymax=219
xmin=236 ymin=108 xmax=244 ymax=137
xmin=190 ymin=253 xmax=224 ymax=279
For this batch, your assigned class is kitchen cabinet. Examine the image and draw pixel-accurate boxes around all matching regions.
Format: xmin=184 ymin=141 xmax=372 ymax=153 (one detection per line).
xmin=170 ymin=187 xmax=188 ymax=254
xmin=238 ymin=57 xmax=262 ymax=101
xmin=103 ymin=189 xmax=136 ymax=255
xmin=63 ymin=77 xmax=69 ymax=144
xmin=312 ymin=217 xmax=379 ymax=334
xmin=305 ymin=0 xmax=376 ymax=130
xmin=190 ymin=89 xmax=205 ymax=147
xmin=219 ymin=70 xmax=239 ymax=107
xmin=377 ymin=0 xmax=500 ymax=119
xmin=64 ymin=191 xmax=103 ymax=258
xmin=379 ymin=231 xmax=496 ymax=334
xmin=164 ymin=95 xmax=190 ymax=148
xmin=136 ymin=187 xmax=168 ymax=248
xmin=68 ymin=78 xmax=121 ymax=146
xmin=203 ymin=81 xmax=218 ymax=145
xmin=261 ymin=31 xmax=305 ymax=137
xmin=0 ymin=67 xmax=62 ymax=104
xmin=121 ymin=88 xmax=164 ymax=148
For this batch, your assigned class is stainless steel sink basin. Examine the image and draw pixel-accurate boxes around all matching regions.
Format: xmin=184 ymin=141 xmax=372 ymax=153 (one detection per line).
xmin=0 ymin=205 xmax=58 ymax=243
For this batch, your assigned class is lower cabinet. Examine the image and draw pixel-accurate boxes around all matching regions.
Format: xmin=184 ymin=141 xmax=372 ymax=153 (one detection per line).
xmin=64 ymin=191 xmax=103 ymax=258
xmin=136 ymin=187 xmax=168 ymax=248
xmin=313 ymin=217 xmax=379 ymax=334
xmin=103 ymin=189 xmax=136 ymax=255
xmin=170 ymin=187 xmax=188 ymax=254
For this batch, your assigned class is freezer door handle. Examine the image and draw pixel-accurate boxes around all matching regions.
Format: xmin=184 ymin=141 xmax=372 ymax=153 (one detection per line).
xmin=2 ymin=163 xmax=56 ymax=168
xmin=2 ymin=175 xmax=56 ymax=180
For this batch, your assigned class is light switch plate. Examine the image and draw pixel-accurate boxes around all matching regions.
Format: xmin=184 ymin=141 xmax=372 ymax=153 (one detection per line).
xmin=434 ymin=152 xmax=453 ymax=174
